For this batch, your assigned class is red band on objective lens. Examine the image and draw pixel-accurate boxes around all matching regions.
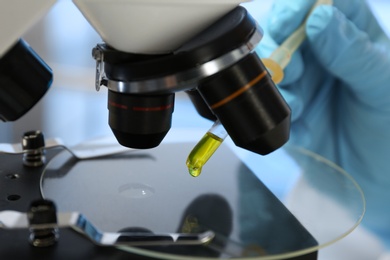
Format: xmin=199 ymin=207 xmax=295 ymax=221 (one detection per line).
xmin=108 ymin=100 xmax=128 ymax=110
xmin=132 ymin=103 xmax=173 ymax=112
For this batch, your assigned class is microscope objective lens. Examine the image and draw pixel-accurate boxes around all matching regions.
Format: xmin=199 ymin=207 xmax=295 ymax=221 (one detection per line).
xmin=186 ymin=132 xmax=223 ymax=177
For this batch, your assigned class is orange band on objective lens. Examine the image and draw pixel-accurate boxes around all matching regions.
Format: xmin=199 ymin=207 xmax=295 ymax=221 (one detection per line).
xmin=210 ymin=70 xmax=268 ymax=109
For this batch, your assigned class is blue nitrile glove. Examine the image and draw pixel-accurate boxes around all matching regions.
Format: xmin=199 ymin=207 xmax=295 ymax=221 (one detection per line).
xmin=257 ymin=0 xmax=390 ymax=249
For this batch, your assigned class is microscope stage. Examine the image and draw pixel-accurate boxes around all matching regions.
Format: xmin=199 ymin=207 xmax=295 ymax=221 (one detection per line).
xmin=0 ymin=135 xmax=365 ymax=259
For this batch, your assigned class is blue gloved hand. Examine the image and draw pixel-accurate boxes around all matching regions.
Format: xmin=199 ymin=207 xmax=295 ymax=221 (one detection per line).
xmin=257 ymin=0 xmax=390 ymax=249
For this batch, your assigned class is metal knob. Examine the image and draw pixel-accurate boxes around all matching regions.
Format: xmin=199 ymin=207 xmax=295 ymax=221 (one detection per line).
xmin=22 ymin=130 xmax=46 ymax=167
xmin=27 ymin=200 xmax=59 ymax=247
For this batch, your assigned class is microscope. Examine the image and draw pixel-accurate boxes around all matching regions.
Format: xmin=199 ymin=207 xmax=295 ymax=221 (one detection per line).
xmin=0 ymin=0 xmax=290 ymax=154
xmin=80 ymin=0 xmax=291 ymax=155
xmin=0 ymin=1 xmax=326 ymax=259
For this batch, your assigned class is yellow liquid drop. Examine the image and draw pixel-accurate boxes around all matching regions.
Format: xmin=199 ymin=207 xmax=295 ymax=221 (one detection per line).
xmin=186 ymin=132 xmax=223 ymax=177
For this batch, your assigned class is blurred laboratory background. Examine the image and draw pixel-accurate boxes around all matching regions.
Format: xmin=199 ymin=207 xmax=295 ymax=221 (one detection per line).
xmin=1 ymin=0 xmax=390 ymax=259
